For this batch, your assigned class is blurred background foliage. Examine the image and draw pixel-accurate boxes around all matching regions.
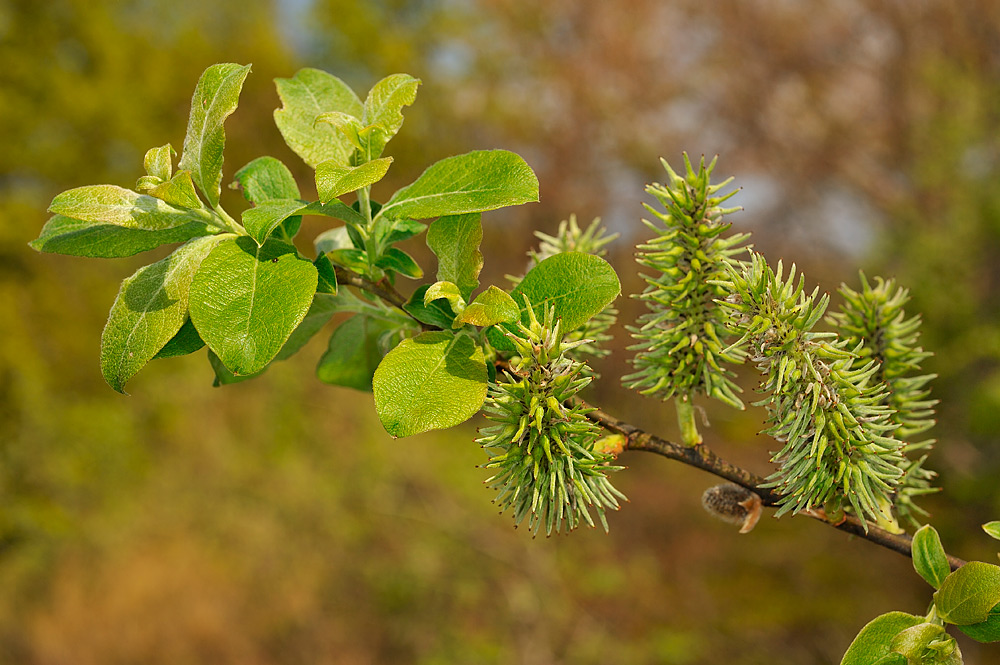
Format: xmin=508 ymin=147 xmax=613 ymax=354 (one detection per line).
xmin=2 ymin=0 xmax=1000 ymax=662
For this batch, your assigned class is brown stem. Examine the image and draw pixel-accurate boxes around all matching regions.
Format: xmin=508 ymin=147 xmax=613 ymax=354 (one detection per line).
xmin=332 ymin=266 xmax=433 ymax=331
xmin=580 ymin=400 xmax=967 ymax=571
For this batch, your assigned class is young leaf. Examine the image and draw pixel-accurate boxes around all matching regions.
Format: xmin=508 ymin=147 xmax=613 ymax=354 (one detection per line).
xmin=314 ymin=111 xmax=365 ymax=151
xmin=839 ymin=612 xmax=924 ymax=665
xmin=48 ymin=185 xmax=208 ymax=230
xmin=934 ymin=561 xmax=1000 ymax=625
xmin=327 ymin=248 xmax=368 ymax=274
xmin=189 ymin=236 xmax=318 ymax=375
xmin=30 ymin=215 xmax=210 ymax=258
xmin=302 ymin=200 xmax=367 ymax=228
xmin=913 ymin=525 xmax=951 ymax=589
xmin=152 ymin=317 xmax=205 ymax=359
xmin=273 ymin=68 xmax=363 ymax=168
xmin=889 ymin=623 xmax=960 ymax=663
xmin=362 ymin=73 xmax=420 ymax=158
xmin=147 ymin=171 xmax=203 ymax=209
xmin=379 ymin=150 xmax=539 ymax=221
xmin=144 ymin=143 xmax=174 ymax=182
xmin=424 ymin=281 xmax=466 ymax=313
xmin=241 ymin=198 xmax=309 ymax=246
xmin=178 ymin=63 xmax=252 ymax=207
xmin=314 ymin=254 xmax=338 ymax=294
xmin=232 ymin=156 xmax=301 ymax=203
xmin=382 ymin=218 xmax=427 ymax=245
xmin=404 ymin=285 xmax=457 ymax=329
xmin=374 ymin=247 xmax=423 ymax=279
xmin=101 ymin=235 xmax=227 ymax=393
xmin=426 ymin=213 xmax=483 ymax=299
xmin=983 ymin=522 xmax=1000 ymax=541
xmin=958 ymin=604 xmax=1000 ymax=643
xmin=456 ymin=286 xmax=519 ymax=327
xmin=373 ymin=331 xmax=488 ymax=437
xmin=315 ymin=157 xmax=393 ymax=203
xmin=316 ymin=315 xmax=398 ymax=390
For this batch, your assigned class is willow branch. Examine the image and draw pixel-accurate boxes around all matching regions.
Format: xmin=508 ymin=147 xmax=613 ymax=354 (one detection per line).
xmin=333 ymin=266 xmax=434 ymax=331
xmin=579 ymin=400 xmax=967 ymax=571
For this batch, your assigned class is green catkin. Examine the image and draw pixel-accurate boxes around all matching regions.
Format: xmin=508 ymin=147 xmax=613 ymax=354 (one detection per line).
xmin=827 ymin=273 xmax=939 ymax=527
xmin=477 ymin=303 xmax=625 ymax=535
xmin=624 ymin=154 xmax=749 ymax=415
xmin=720 ymin=253 xmax=907 ymax=528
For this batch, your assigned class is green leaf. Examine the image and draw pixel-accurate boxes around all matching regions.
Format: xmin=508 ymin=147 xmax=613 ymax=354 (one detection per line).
xmin=424 ymin=281 xmax=466 ymax=313
xmin=30 ymin=215 xmax=210 ymax=258
xmin=152 ymin=317 xmax=205 ymax=359
xmin=316 ymin=315 xmax=398 ymax=391
xmin=315 ymin=157 xmax=393 ymax=203
xmin=314 ymin=111 xmax=365 ymax=152
xmin=48 ymin=185 xmax=208 ymax=230
xmin=274 ymin=68 xmax=363 ymax=168
xmin=303 ymin=200 xmax=367 ymax=228
xmin=456 ymin=286 xmax=518 ymax=327
xmin=983 ymin=522 xmax=1000 ymax=541
xmin=839 ymin=612 xmax=925 ymax=665
xmin=362 ymin=73 xmax=420 ymax=158
xmin=101 ymin=235 xmax=227 ymax=392
xmin=241 ymin=198 xmax=308 ymax=246
xmin=379 ymin=150 xmax=539 ymax=221
xmin=314 ymin=254 xmax=338 ymax=294
xmin=513 ymin=253 xmax=620 ymax=329
xmin=934 ymin=561 xmax=1000 ymax=625
xmin=147 ymin=171 xmax=203 ymax=209
xmin=208 ymin=349 xmax=266 ymax=386
xmin=913 ymin=525 xmax=951 ymax=589
xmin=327 ymin=248 xmax=368 ymax=273
xmin=373 ymin=331 xmax=488 ymax=437
xmin=178 ymin=63 xmax=252 ymax=207
xmin=314 ymin=226 xmax=356 ymax=254
xmin=958 ymin=603 xmax=1000 ymax=643
xmin=143 ymin=143 xmax=174 ymax=182
xmin=232 ymin=156 xmax=301 ymax=203
xmin=383 ymin=219 xmax=427 ymax=245
xmin=189 ymin=236 xmax=318 ymax=375
xmin=404 ymin=285 xmax=457 ymax=329
xmin=426 ymin=213 xmax=483 ymax=299
xmin=889 ymin=623 xmax=960 ymax=664
xmin=274 ymin=293 xmax=344 ymax=362
xmin=374 ymin=247 xmax=423 ymax=279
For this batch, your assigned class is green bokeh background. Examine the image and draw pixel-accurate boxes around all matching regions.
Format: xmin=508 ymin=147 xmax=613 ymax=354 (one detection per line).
xmin=3 ymin=1 xmax=1000 ymax=662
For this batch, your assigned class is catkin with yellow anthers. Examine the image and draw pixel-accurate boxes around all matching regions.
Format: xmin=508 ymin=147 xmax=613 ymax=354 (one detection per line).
xmin=477 ymin=304 xmax=625 ymax=535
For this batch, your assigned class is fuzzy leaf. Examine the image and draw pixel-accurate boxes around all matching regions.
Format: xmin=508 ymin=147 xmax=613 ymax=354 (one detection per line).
xmin=314 ymin=111 xmax=365 ymax=151
xmin=152 ymin=317 xmax=205 ymax=359
xmin=316 ymin=315 xmax=398 ymax=391
xmin=48 ymin=185 xmax=207 ymax=230
xmin=101 ymin=235 xmax=226 ymax=392
xmin=404 ymin=285 xmax=457 ymax=329
xmin=424 ymin=281 xmax=466 ymax=312
xmin=189 ymin=236 xmax=318 ymax=375
xmin=457 ymin=286 xmax=519 ymax=327
xmin=315 ymin=157 xmax=392 ymax=203
xmin=379 ymin=150 xmax=538 ymax=221
xmin=178 ymin=63 xmax=252 ymax=207
xmin=958 ymin=604 xmax=1000 ymax=643
xmin=233 ymin=156 xmax=301 ymax=203
xmin=143 ymin=144 xmax=174 ymax=182
xmin=147 ymin=171 xmax=203 ymax=209
xmin=274 ymin=68 xmax=363 ymax=168
xmin=30 ymin=215 xmax=210 ymax=258
xmin=241 ymin=198 xmax=309 ymax=246
xmin=983 ymin=522 xmax=1000 ymax=541
xmin=362 ymin=73 xmax=420 ymax=158
xmin=839 ymin=612 xmax=925 ymax=665
xmin=913 ymin=525 xmax=951 ymax=589
xmin=373 ymin=331 xmax=488 ymax=437
xmin=426 ymin=213 xmax=483 ymax=299
xmin=934 ymin=561 xmax=1000 ymax=625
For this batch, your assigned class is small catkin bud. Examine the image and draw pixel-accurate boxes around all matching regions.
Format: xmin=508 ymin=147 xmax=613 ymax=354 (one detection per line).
xmin=701 ymin=483 xmax=763 ymax=534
